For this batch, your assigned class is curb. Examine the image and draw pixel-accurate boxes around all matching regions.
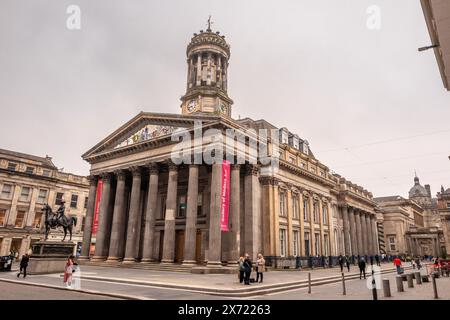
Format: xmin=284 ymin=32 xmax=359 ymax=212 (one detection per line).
xmin=0 ymin=278 xmax=151 ymax=300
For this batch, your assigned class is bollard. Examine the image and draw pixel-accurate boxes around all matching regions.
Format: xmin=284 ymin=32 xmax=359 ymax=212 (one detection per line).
xmin=308 ymin=272 xmax=311 ymax=294
xmin=396 ymin=275 xmax=404 ymax=292
xmin=406 ymin=273 xmax=414 ymax=288
xmin=432 ymin=274 xmax=439 ymax=299
xmin=415 ymin=272 xmax=422 ymax=285
xmin=382 ymin=279 xmax=391 ymax=297
xmin=341 ymin=272 xmax=346 ymax=295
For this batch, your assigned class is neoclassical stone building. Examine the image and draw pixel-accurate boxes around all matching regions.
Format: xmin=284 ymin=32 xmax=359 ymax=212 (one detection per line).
xmin=0 ymin=148 xmax=89 ymax=257
xmin=79 ymin=25 xmax=379 ymax=270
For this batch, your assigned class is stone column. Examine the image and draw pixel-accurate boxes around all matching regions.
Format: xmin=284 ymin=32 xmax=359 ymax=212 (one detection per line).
xmin=106 ymin=170 xmax=127 ymax=262
xmin=228 ymin=164 xmax=241 ymax=264
xmin=342 ymin=205 xmax=350 ymax=256
xmin=182 ymin=164 xmax=199 ymax=266
xmin=318 ymin=200 xmax=325 ymax=255
xmin=299 ymin=193 xmax=306 ymax=256
xmin=360 ymin=211 xmax=367 ymax=255
xmin=79 ymin=175 xmax=98 ymax=260
xmin=25 ymin=187 xmax=39 ymax=229
xmin=371 ymin=215 xmax=378 ymax=255
xmin=207 ymin=163 xmax=222 ymax=266
xmin=326 ymin=202 xmax=334 ymax=256
xmin=287 ymin=189 xmax=294 ymax=256
xmin=309 ymin=196 xmax=316 ymax=256
xmin=243 ymin=164 xmax=261 ymax=261
xmin=365 ymin=213 xmax=372 ymax=255
xmin=161 ymin=162 xmax=179 ymax=263
xmin=92 ymin=173 xmax=112 ymax=261
xmin=355 ymin=209 xmax=363 ymax=256
xmin=141 ymin=163 xmax=159 ymax=263
xmin=348 ymin=207 xmax=357 ymax=256
xmin=123 ymin=167 xmax=143 ymax=263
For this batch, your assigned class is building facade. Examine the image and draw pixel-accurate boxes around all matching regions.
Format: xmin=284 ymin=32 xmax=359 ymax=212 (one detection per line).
xmin=437 ymin=186 xmax=450 ymax=255
xmin=0 ymin=149 xmax=89 ymax=257
xmin=375 ymin=175 xmax=447 ymax=257
xmin=79 ymin=25 xmax=379 ymax=270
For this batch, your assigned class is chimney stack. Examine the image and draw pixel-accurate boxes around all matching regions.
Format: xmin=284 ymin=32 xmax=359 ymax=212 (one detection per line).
xmin=425 ymin=184 xmax=431 ymax=197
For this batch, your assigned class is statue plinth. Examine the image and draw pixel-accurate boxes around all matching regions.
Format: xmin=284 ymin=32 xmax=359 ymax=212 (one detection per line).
xmin=28 ymin=241 xmax=76 ymax=275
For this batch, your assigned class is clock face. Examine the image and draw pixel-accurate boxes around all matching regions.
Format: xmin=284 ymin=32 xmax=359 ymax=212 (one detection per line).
xmin=187 ymin=100 xmax=196 ymax=112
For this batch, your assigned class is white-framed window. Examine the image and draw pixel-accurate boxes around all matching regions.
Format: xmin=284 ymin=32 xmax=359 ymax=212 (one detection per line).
xmin=37 ymin=189 xmax=48 ymax=204
xmin=315 ymin=233 xmax=320 ymax=255
xmin=388 ymin=236 xmax=396 ymax=251
xmin=293 ymin=230 xmax=299 ymax=256
xmin=322 ymin=206 xmax=328 ymax=225
xmin=19 ymin=186 xmax=31 ymax=202
xmin=279 ymin=191 xmax=286 ymax=217
xmin=7 ymin=162 xmax=17 ymax=171
xmin=324 ymin=234 xmax=329 ymax=256
xmin=70 ymin=194 xmax=78 ymax=208
xmin=25 ymin=166 xmax=34 ymax=174
xmin=1 ymin=184 xmax=13 ymax=200
xmin=280 ymin=229 xmax=287 ymax=257
xmin=42 ymin=169 xmax=51 ymax=177
xmin=15 ymin=210 xmax=25 ymax=228
xmin=303 ymin=199 xmax=309 ymax=221
xmin=292 ymin=195 xmax=299 ymax=219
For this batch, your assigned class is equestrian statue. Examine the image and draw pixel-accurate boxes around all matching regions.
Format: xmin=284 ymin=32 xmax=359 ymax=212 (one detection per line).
xmin=41 ymin=199 xmax=77 ymax=241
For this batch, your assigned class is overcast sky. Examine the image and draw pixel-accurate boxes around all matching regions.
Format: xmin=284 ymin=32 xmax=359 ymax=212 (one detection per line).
xmin=1 ymin=0 xmax=449 ymax=198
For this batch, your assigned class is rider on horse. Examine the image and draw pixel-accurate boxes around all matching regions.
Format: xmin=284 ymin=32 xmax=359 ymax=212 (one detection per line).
xmin=55 ymin=199 xmax=66 ymax=225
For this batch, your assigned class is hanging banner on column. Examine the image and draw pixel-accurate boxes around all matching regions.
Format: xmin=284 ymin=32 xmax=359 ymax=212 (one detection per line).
xmin=220 ymin=160 xmax=231 ymax=232
xmin=92 ymin=178 xmax=103 ymax=235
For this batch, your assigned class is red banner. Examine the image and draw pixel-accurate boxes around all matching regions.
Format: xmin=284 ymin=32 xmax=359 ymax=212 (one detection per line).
xmin=220 ymin=160 xmax=231 ymax=232
xmin=92 ymin=178 xmax=103 ymax=235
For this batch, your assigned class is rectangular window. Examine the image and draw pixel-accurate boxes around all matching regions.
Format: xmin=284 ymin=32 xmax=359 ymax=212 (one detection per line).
xmin=388 ymin=236 xmax=396 ymax=251
xmin=19 ymin=186 xmax=31 ymax=202
xmin=315 ymin=233 xmax=320 ymax=255
xmin=324 ymin=234 xmax=329 ymax=256
xmin=37 ymin=189 xmax=48 ymax=204
xmin=280 ymin=229 xmax=287 ymax=257
xmin=70 ymin=194 xmax=78 ymax=208
xmin=84 ymin=196 xmax=88 ymax=209
xmin=197 ymin=193 xmax=203 ymax=216
xmin=304 ymin=232 xmax=310 ymax=256
xmin=323 ymin=206 xmax=328 ymax=225
xmin=25 ymin=166 xmax=34 ymax=174
xmin=42 ymin=169 xmax=51 ymax=177
xmin=15 ymin=211 xmax=25 ymax=228
xmin=1 ymin=184 xmax=13 ymax=199
xmin=7 ymin=162 xmax=17 ymax=171
xmin=33 ymin=212 xmax=42 ymax=228
xmin=313 ymin=202 xmax=319 ymax=223
xmin=279 ymin=192 xmax=286 ymax=217
xmin=55 ymin=192 xmax=64 ymax=205
xmin=177 ymin=195 xmax=187 ymax=217
xmin=293 ymin=230 xmax=299 ymax=256
xmin=292 ymin=195 xmax=299 ymax=219
xmin=303 ymin=199 xmax=309 ymax=221
xmin=0 ymin=209 xmax=6 ymax=226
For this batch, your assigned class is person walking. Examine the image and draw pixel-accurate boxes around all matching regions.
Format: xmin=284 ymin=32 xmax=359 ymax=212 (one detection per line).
xmin=63 ymin=255 xmax=75 ymax=288
xmin=345 ymin=255 xmax=350 ymax=272
xmin=375 ymin=254 xmax=380 ymax=266
xmin=238 ymin=257 xmax=245 ymax=284
xmin=358 ymin=256 xmax=367 ymax=279
xmin=393 ymin=256 xmax=402 ymax=274
xmin=256 ymin=253 xmax=265 ymax=283
xmin=338 ymin=255 xmax=344 ymax=272
xmin=243 ymin=253 xmax=253 ymax=285
xmin=370 ymin=255 xmax=374 ymax=266
xmin=16 ymin=254 xmax=29 ymax=278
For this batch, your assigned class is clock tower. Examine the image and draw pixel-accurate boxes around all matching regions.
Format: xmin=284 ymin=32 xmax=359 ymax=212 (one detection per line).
xmin=180 ymin=19 xmax=233 ymax=117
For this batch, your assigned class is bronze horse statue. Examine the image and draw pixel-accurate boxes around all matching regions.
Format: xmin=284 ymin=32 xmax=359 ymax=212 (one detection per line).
xmin=42 ymin=204 xmax=77 ymax=241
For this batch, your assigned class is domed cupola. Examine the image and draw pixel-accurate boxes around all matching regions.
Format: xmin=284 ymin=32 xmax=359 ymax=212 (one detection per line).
xmin=408 ymin=175 xmax=429 ymax=198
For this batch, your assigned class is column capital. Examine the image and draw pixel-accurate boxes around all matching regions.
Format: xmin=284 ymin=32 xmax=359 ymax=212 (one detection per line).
xmin=114 ymin=169 xmax=127 ymax=181
xmin=148 ymin=162 xmax=159 ymax=174
xmin=130 ymin=166 xmax=142 ymax=177
xmin=259 ymin=176 xmax=279 ymax=186
xmin=245 ymin=164 xmax=259 ymax=176
xmin=230 ymin=164 xmax=241 ymax=170
xmin=87 ymin=175 xmax=98 ymax=186
xmin=167 ymin=160 xmax=179 ymax=172
xmin=100 ymin=172 xmax=112 ymax=182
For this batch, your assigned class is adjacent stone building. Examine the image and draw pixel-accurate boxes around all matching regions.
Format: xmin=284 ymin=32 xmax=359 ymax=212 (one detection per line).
xmin=0 ymin=148 xmax=89 ymax=257
xmin=79 ymin=25 xmax=379 ymax=270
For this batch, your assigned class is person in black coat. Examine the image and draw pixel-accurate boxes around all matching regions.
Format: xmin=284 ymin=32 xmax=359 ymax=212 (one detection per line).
xmin=359 ymin=257 xmax=366 ymax=279
xmin=375 ymin=254 xmax=380 ymax=266
xmin=345 ymin=255 xmax=350 ymax=272
xmin=243 ymin=253 xmax=253 ymax=285
xmin=17 ymin=254 xmax=29 ymax=278
xmin=338 ymin=255 xmax=344 ymax=272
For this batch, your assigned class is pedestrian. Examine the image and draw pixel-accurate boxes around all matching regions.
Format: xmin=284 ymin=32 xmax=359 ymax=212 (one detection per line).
xmin=358 ymin=257 xmax=366 ymax=279
xmin=393 ymin=256 xmax=402 ymax=274
xmin=256 ymin=253 xmax=265 ymax=283
xmin=243 ymin=253 xmax=252 ymax=285
xmin=338 ymin=255 xmax=344 ymax=272
xmin=238 ymin=256 xmax=245 ymax=284
xmin=63 ymin=255 xmax=75 ymax=288
xmin=375 ymin=254 xmax=380 ymax=266
xmin=370 ymin=255 xmax=374 ymax=266
xmin=345 ymin=255 xmax=350 ymax=272
xmin=415 ymin=256 xmax=421 ymax=270
xmin=16 ymin=253 xmax=29 ymax=278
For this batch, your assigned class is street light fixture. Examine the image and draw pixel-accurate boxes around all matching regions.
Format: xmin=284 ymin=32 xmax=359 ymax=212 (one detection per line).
xmin=418 ymin=44 xmax=439 ymax=52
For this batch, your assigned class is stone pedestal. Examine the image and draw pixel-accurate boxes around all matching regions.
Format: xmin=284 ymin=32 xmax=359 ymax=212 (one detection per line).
xmin=27 ymin=241 xmax=76 ymax=275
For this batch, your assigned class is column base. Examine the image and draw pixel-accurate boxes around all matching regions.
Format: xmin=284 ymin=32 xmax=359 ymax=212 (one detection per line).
xmin=160 ymin=259 xmax=175 ymax=264
xmin=90 ymin=256 xmax=107 ymax=262
xmin=181 ymin=260 xmax=197 ymax=266
xmin=227 ymin=260 xmax=238 ymax=266
xmin=140 ymin=258 xmax=157 ymax=264
xmin=105 ymin=257 xmax=122 ymax=263
xmin=122 ymin=258 xmax=137 ymax=264
xmin=77 ymin=256 xmax=90 ymax=261
xmin=206 ymin=260 xmax=223 ymax=268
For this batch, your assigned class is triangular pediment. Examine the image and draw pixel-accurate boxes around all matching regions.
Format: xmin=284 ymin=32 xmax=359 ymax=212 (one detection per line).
xmin=82 ymin=112 xmax=225 ymax=161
